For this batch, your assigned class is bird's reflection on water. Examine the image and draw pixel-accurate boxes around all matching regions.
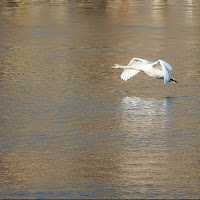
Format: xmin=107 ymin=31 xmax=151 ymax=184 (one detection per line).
xmin=120 ymin=96 xmax=172 ymax=125
xmin=119 ymin=96 xmax=172 ymax=163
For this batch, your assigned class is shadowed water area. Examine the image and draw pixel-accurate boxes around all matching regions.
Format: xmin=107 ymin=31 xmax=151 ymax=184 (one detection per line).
xmin=0 ymin=0 xmax=200 ymax=199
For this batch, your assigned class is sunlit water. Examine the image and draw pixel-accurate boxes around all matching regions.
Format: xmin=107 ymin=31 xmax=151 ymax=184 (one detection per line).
xmin=0 ymin=0 xmax=200 ymax=199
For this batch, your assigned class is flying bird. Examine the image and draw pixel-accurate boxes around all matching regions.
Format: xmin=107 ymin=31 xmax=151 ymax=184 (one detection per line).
xmin=111 ymin=57 xmax=178 ymax=84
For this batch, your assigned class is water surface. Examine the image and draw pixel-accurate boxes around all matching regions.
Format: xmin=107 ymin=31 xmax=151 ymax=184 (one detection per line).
xmin=0 ymin=0 xmax=200 ymax=199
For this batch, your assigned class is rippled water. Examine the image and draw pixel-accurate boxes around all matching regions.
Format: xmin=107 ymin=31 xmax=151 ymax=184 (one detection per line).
xmin=0 ymin=0 xmax=200 ymax=199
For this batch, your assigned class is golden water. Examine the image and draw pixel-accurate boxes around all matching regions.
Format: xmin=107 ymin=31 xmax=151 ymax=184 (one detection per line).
xmin=0 ymin=0 xmax=199 ymax=199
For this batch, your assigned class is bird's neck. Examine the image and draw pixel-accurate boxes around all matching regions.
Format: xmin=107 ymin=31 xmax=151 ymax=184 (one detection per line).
xmin=117 ymin=65 xmax=130 ymax=69
xmin=117 ymin=65 xmax=142 ymax=70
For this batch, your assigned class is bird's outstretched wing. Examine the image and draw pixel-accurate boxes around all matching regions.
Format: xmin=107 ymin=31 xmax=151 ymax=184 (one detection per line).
xmin=152 ymin=59 xmax=173 ymax=84
xmin=127 ymin=57 xmax=152 ymax=66
xmin=121 ymin=58 xmax=152 ymax=81
xmin=121 ymin=69 xmax=140 ymax=81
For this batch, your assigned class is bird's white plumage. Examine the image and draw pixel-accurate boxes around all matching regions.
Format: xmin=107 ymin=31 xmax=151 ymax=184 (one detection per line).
xmin=151 ymin=59 xmax=173 ymax=84
xmin=112 ymin=57 xmax=177 ymax=84
xmin=121 ymin=58 xmax=152 ymax=81
xmin=121 ymin=69 xmax=140 ymax=81
xmin=127 ymin=57 xmax=152 ymax=66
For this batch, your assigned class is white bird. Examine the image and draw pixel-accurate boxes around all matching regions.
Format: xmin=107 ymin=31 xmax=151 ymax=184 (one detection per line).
xmin=111 ymin=57 xmax=178 ymax=84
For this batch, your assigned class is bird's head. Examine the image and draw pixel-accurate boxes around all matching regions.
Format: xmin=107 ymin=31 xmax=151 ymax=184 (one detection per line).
xmin=111 ymin=64 xmax=120 ymax=69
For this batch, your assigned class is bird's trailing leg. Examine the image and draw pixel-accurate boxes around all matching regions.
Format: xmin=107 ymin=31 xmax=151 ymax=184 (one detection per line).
xmin=170 ymin=78 xmax=178 ymax=83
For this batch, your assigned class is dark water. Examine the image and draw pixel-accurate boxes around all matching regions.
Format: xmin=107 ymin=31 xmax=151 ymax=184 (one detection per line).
xmin=0 ymin=0 xmax=200 ymax=199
